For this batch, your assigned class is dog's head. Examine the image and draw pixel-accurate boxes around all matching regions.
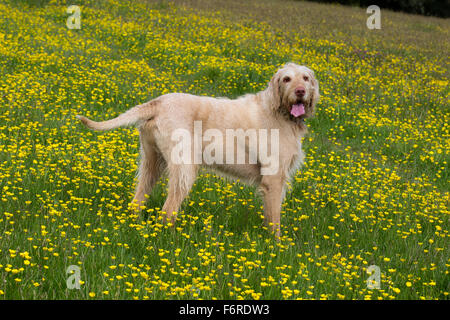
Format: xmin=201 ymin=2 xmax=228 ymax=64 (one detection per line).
xmin=267 ymin=63 xmax=320 ymax=120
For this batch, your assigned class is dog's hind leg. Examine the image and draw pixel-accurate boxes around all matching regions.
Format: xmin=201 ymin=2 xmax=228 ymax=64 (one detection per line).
xmin=161 ymin=164 xmax=198 ymax=224
xmin=131 ymin=132 xmax=165 ymax=212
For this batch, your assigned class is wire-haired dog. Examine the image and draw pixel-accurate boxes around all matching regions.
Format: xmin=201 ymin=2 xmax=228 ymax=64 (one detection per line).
xmin=77 ymin=63 xmax=319 ymax=237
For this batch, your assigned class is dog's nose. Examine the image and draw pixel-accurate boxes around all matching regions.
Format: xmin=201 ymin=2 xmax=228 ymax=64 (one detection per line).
xmin=295 ymin=87 xmax=306 ymax=97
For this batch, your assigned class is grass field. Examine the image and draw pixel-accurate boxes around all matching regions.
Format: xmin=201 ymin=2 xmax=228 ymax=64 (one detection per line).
xmin=0 ymin=0 xmax=448 ymax=299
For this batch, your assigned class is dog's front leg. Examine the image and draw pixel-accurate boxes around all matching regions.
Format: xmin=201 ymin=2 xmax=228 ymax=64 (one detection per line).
xmin=260 ymin=175 xmax=286 ymax=239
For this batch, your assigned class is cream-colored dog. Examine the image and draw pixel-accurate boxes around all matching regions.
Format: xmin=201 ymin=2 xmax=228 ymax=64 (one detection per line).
xmin=77 ymin=62 xmax=319 ymax=237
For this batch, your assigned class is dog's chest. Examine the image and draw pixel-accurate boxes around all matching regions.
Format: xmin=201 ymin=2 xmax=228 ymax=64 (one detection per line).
xmin=285 ymin=135 xmax=306 ymax=179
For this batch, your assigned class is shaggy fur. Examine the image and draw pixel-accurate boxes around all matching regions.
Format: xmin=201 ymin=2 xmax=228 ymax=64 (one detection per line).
xmin=77 ymin=63 xmax=319 ymax=237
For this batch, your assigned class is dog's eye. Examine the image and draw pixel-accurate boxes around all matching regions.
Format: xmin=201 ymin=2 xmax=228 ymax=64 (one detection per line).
xmin=283 ymin=76 xmax=291 ymax=83
xmin=303 ymin=76 xmax=309 ymax=81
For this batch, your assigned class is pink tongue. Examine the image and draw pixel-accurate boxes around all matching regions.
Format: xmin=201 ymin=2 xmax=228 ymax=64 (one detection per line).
xmin=290 ymin=103 xmax=305 ymax=117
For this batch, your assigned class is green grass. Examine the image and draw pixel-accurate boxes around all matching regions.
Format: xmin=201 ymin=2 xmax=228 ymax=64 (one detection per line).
xmin=0 ymin=0 xmax=448 ymax=299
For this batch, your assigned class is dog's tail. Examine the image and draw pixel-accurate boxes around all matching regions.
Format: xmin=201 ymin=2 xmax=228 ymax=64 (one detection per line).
xmin=76 ymin=100 xmax=158 ymax=131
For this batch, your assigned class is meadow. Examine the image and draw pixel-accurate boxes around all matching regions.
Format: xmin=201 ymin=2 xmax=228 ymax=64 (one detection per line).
xmin=0 ymin=0 xmax=448 ymax=299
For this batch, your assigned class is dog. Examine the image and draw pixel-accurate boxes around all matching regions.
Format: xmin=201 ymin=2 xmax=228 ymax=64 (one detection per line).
xmin=77 ymin=62 xmax=319 ymax=237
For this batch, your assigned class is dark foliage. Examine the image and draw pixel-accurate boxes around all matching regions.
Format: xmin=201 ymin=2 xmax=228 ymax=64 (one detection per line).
xmin=309 ymin=0 xmax=449 ymax=18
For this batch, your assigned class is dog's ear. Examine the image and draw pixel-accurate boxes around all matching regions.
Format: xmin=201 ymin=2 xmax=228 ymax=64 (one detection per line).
xmin=267 ymin=71 xmax=281 ymax=111
xmin=306 ymin=70 xmax=320 ymax=117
